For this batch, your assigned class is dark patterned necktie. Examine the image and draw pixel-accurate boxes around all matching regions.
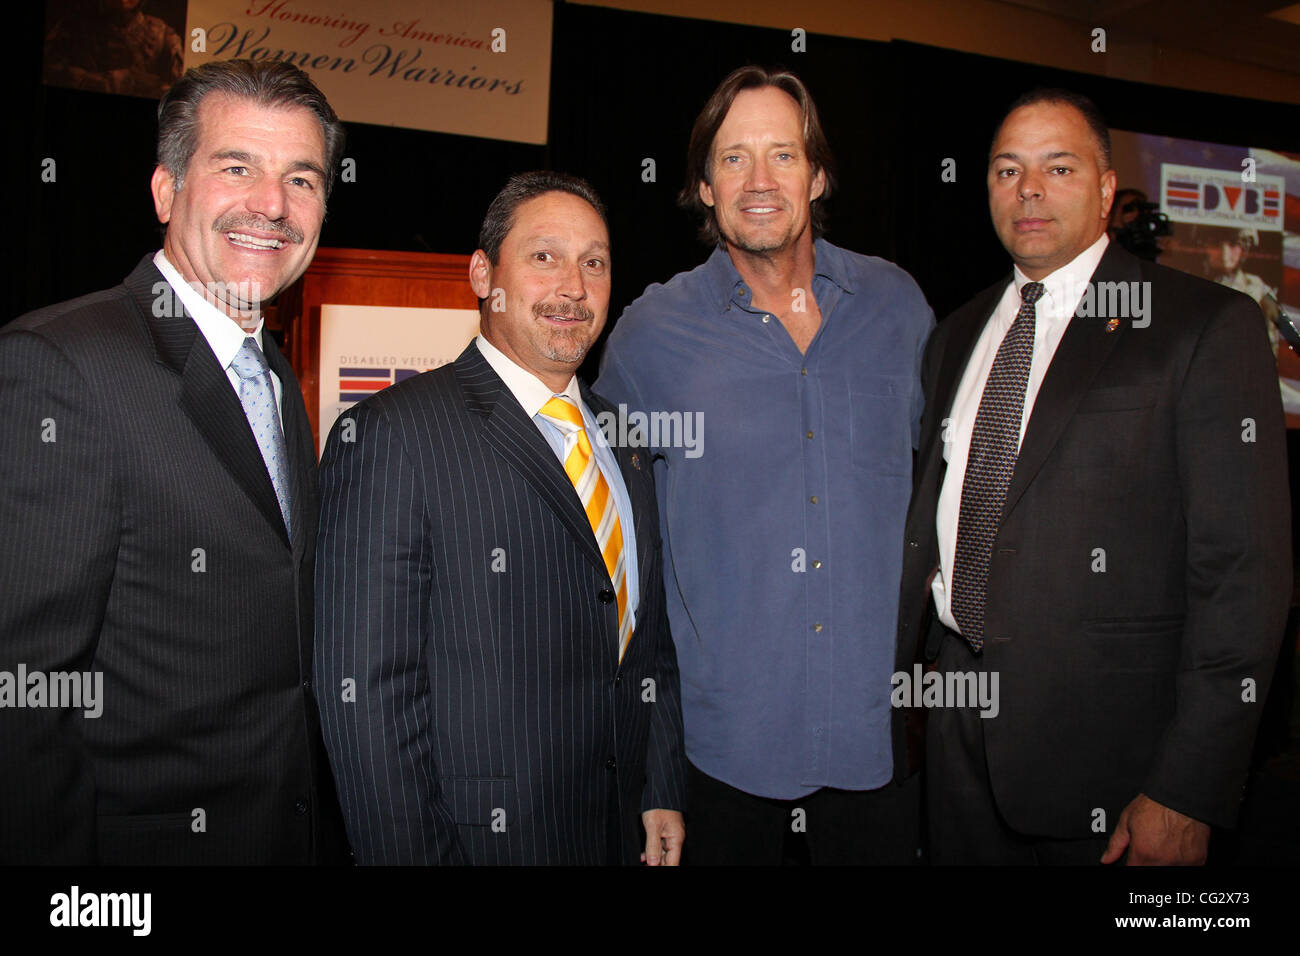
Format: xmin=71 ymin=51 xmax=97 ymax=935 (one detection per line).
xmin=951 ymin=281 xmax=1044 ymax=652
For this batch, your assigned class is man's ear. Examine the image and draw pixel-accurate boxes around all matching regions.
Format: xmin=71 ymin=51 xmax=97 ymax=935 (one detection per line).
xmin=1099 ymin=167 xmax=1118 ymax=222
xmin=151 ymin=165 xmax=176 ymax=224
xmin=468 ymin=249 xmax=493 ymax=300
xmin=810 ymin=166 xmax=827 ymax=203
xmin=698 ymin=178 xmax=715 ymax=209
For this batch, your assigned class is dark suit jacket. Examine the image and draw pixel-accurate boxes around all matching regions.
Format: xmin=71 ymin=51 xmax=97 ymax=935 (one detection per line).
xmin=896 ymin=242 xmax=1291 ymax=837
xmin=0 ymin=254 xmax=347 ymax=864
xmin=315 ymin=340 xmax=687 ymax=865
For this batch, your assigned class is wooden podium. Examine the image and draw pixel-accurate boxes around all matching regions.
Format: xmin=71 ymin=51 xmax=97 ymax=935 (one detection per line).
xmin=270 ymin=247 xmax=476 ymax=452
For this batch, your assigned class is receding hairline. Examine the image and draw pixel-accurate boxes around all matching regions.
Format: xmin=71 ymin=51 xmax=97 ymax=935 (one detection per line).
xmin=989 ymin=99 xmax=1111 ymax=171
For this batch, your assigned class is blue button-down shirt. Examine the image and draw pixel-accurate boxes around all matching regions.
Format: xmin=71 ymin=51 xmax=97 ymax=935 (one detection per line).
xmin=596 ymin=239 xmax=933 ymax=798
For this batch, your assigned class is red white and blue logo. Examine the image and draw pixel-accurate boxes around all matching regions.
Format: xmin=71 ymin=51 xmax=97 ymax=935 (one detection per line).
xmin=1160 ymin=163 xmax=1285 ymax=231
xmin=338 ymin=367 xmax=422 ymax=402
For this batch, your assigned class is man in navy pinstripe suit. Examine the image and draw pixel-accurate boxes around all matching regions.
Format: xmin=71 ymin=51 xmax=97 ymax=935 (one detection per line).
xmin=315 ymin=172 xmax=688 ymax=865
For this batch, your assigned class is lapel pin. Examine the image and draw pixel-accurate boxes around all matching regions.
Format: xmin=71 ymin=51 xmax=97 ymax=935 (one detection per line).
xmin=1105 ymin=318 xmax=1120 ymax=333
xmin=631 ymin=452 xmax=642 ymax=470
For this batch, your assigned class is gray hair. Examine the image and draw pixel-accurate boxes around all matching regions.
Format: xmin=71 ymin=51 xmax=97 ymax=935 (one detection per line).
xmin=157 ymin=59 xmax=345 ymax=200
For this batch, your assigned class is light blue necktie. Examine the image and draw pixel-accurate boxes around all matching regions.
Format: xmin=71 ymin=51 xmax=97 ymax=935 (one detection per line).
xmin=230 ymin=337 xmax=292 ymax=539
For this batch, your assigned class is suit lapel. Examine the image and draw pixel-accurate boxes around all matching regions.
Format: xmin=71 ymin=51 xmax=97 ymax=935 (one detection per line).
xmin=915 ymin=281 xmax=1005 ymax=497
xmin=129 ymin=257 xmax=290 ymax=548
xmin=454 ymin=342 xmax=608 ymax=579
xmin=1003 ymin=243 xmax=1138 ymax=517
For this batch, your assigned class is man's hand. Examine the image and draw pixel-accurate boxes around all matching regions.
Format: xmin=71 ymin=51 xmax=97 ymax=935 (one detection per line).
xmin=1101 ymin=793 xmax=1210 ymax=865
xmin=640 ymin=809 xmax=685 ymax=866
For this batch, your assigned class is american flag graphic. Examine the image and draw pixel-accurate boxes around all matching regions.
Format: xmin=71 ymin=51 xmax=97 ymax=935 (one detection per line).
xmin=1264 ymin=187 xmax=1280 ymax=219
xmin=338 ymin=367 xmax=421 ymax=402
xmin=1165 ymin=179 xmax=1199 ymax=209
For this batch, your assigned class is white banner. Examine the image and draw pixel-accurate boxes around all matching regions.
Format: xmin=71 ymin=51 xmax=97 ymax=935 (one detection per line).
xmin=185 ymin=0 xmax=552 ymax=143
xmin=1160 ymin=163 xmax=1285 ymax=231
xmin=318 ymin=304 xmax=479 ymax=454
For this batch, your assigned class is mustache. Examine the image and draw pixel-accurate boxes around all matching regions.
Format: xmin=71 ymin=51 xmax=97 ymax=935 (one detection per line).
xmin=213 ymin=214 xmax=304 ymax=244
xmin=533 ymin=301 xmax=595 ymax=323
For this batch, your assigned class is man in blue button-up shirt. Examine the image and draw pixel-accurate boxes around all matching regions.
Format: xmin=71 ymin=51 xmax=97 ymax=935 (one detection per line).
xmin=596 ymin=66 xmax=934 ymax=864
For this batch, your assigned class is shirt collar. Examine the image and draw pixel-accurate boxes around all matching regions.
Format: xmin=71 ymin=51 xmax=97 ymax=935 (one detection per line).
xmin=153 ymin=250 xmax=264 ymax=371
xmin=1012 ymin=232 xmax=1110 ymax=319
xmin=705 ymin=237 xmax=853 ymax=312
xmin=475 ymin=333 xmax=581 ymax=418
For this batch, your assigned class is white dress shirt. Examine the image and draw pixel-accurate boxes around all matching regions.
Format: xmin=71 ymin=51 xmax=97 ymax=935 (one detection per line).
xmin=932 ymin=233 xmax=1110 ymax=631
xmin=153 ymin=250 xmax=283 ymax=426
xmin=475 ymin=333 xmax=640 ymax=623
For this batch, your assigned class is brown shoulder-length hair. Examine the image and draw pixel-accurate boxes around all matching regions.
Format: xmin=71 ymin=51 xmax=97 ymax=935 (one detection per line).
xmin=678 ymin=65 xmax=836 ymax=247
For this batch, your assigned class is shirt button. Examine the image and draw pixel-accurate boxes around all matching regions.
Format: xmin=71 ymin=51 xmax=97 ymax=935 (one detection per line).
xmin=806 ymin=430 xmax=814 ymax=439
xmin=801 ymin=368 xmax=808 ymax=376
xmin=810 ymin=495 xmax=818 ymax=504
xmin=761 ymin=314 xmax=771 ymax=323
xmin=813 ymin=623 xmax=824 ymax=633
xmin=813 ymin=560 xmax=822 ymax=569
xmin=738 ymin=288 xmax=747 ymax=297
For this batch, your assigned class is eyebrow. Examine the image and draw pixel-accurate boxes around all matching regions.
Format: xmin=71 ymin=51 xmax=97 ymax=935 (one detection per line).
xmin=210 ymin=149 xmax=326 ymax=179
xmin=991 ymin=150 xmax=1083 ymax=164
xmin=715 ymin=140 xmax=800 ymax=154
xmin=526 ymin=235 xmax=611 ymax=252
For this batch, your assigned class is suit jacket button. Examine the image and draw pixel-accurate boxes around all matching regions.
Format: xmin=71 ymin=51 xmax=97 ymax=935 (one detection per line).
xmin=606 ymin=757 xmax=617 ymax=771
xmin=614 ymin=675 xmax=622 ymax=686
xmin=908 ymin=540 xmax=919 ymax=549
xmin=598 ymin=588 xmax=615 ymax=604
xmin=294 ymin=799 xmax=309 ymax=816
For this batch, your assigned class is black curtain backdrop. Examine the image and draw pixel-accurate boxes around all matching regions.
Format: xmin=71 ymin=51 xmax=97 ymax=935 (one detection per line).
xmin=12 ymin=2 xmax=1300 ymax=343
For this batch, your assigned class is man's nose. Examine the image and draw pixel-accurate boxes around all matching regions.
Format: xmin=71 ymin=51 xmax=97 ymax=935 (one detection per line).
xmin=745 ymin=156 xmax=777 ymax=192
xmin=245 ymin=175 xmax=288 ymax=221
xmin=1017 ymin=171 xmax=1044 ymax=201
xmin=555 ymin=259 xmax=587 ymax=299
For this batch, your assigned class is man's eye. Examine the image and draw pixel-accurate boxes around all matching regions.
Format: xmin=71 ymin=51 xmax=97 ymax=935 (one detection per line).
xmin=533 ymin=251 xmax=553 ymax=262
xmin=1051 ymin=166 xmax=1072 ymax=175
xmin=225 ymin=166 xmax=248 ymax=176
xmin=585 ymin=258 xmax=606 ymax=270
xmin=289 ymin=177 xmax=314 ymax=189
xmin=776 ymin=152 xmax=793 ymax=161
xmin=997 ymin=168 xmax=1018 ymax=178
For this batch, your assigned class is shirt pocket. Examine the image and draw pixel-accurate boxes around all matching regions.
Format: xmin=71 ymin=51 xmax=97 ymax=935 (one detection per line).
xmin=849 ymin=376 xmax=913 ymax=477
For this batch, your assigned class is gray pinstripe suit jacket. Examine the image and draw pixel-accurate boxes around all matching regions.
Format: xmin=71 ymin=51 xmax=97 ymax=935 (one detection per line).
xmin=315 ymin=340 xmax=687 ymax=864
xmin=0 ymin=255 xmax=348 ymax=864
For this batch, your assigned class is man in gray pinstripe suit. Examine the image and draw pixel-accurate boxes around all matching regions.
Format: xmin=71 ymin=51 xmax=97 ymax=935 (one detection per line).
xmin=0 ymin=60 xmax=347 ymax=864
xmin=315 ymin=171 xmax=688 ymax=865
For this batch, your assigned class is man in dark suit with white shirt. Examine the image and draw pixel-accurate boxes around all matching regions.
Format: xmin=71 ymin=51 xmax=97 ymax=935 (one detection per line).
xmin=315 ymin=171 xmax=687 ymax=865
xmin=0 ymin=59 xmax=348 ymax=863
xmin=897 ymin=89 xmax=1290 ymax=865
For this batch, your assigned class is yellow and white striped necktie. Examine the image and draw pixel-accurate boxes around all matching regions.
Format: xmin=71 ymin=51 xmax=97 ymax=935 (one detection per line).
xmin=539 ymin=396 xmax=632 ymax=661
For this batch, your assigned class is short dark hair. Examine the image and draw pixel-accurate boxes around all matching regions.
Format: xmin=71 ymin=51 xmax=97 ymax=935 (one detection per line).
xmin=157 ymin=59 xmax=345 ymax=200
xmin=992 ymin=88 xmax=1111 ymax=171
xmin=679 ymin=65 xmax=836 ymax=247
xmin=477 ymin=170 xmax=609 ymax=265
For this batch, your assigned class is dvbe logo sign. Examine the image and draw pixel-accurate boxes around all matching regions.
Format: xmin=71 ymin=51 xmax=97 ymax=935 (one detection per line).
xmin=1160 ymin=163 xmax=1283 ymax=231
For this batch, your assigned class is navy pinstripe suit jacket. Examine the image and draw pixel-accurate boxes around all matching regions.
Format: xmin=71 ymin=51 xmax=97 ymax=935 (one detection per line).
xmin=0 ymin=255 xmax=348 ymax=864
xmin=315 ymin=340 xmax=687 ymax=865
xmin=315 ymin=340 xmax=691 ymax=863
